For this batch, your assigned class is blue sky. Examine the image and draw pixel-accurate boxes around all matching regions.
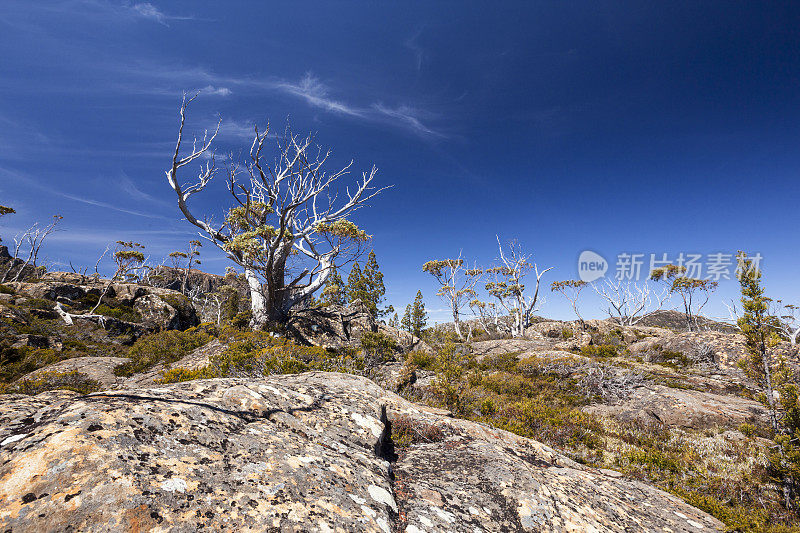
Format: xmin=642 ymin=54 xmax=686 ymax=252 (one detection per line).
xmin=1 ymin=1 xmax=799 ymax=323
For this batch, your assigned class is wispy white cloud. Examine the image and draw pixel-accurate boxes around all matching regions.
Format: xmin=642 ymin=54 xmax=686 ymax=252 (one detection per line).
xmin=55 ymin=191 xmax=170 ymax=219
xmin=199 ymin=85 xmax=232 ymax=97
xmin=404 ymin=28 xmax=425 ymax=72
xmin=117 ymin=171 xmax=162 ymax=203
xmin=373 ymin=103 xmax=446 ymax=138
xmin=127 ymin=2 xmax=196 ymax=26
xmin=274 ymin=73 xmax=364 ymax=117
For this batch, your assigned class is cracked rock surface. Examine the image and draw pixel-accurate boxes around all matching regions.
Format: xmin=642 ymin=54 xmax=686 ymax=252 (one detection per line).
xmin=0 ymin=372 xmax=722 ymax=532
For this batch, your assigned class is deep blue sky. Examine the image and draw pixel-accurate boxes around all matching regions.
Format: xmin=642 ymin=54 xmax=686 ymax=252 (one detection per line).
xmin=1 ymin=1 xmax=798 ymax=322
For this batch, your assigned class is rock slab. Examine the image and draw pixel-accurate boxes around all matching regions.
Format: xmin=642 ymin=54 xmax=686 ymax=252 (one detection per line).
xmin=0 ymin=372 xmax=723 ymax=532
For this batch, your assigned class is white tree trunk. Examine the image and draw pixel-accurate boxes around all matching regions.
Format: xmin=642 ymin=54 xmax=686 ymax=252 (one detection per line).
xmin=245 ymin=268 xmax=269 ymax=327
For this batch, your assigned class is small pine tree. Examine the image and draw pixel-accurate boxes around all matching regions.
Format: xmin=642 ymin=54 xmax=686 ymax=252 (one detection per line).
xmin=410 ymin=290 xmax=427 ymax=337
xmin=320 ymin=266 xmax=346 ymax=306
xmin=346 ymin=262 xmax=367 ymax=304
xmin=388 ymin=312 xmax=399 ymax=329
xmin=347 ymin=252 xmax=393 ymax=319
xmin=401 ymin=303 xmax=412 ymax=333
xmin=736 ymin=251 xmax=799 ymax=510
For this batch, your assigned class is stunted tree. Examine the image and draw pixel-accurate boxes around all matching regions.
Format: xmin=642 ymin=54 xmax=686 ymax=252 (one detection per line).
xmin=650 ymin=264 xmax=718 ymax=331
xmin=0 ymin=205 xmax=15 ymax=243
xmin=423 ymin=252 xmax=480 ymax=340
xmin=0 ymin=214 xmax=62 ymax=283
xmin=165 ymin=93 xmax=387 ymax=327
xmin=773 ymin=301 xmax=800 ymax=348
xmin=735 ymin=252 xmax=799 ymax=510
xmin=168 ymin=239 xmax=202 ymax=294
xmin=551 ymin=280 xmax=588 ymax=328
xmin=592 ymin=279 xmax=668 ymax=326
xmin=56 ymin=241 xmax=147 ymax=327
xmin=469 ymin=298 xmax=505 ymax=336
xmin=483 ymin=238 xmax=552 ymax=338
xmin=90 ymin=241 xmax=147 ymax=314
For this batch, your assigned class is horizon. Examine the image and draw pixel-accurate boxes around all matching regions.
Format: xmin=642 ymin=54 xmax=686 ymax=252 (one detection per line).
xmin=2 ymin=1 xmax=799 ymax=323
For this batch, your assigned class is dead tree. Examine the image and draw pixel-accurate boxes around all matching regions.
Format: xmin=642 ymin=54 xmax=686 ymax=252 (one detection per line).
xmin=484 ymin=238 xmax=552 ymax=337
xmin=0 ymin=215 xmax=62 ymax=283
xmin=165 ymin=93 xmax=387 ymax=328
xmin=592 ymin=279 xmax=668 ymax=326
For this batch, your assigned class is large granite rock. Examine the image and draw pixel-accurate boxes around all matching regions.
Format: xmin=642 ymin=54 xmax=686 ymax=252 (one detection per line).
xmin=7 ymin=273 xmax=199 ymax=336
xmin=13 ymin=356 xmax=128 ymax=390
xmin=0 ymin=372 xmax=723 ymax=532
xmin=583 ymin=384 xmax=769 ymax=430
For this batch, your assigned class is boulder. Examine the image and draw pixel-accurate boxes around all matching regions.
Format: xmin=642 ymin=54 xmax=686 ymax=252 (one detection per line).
xmin=629 ymin=330 xmax=749 ymax=369
xmin=287 ymin=300 xmax=380 ymax=348
xmin=470 ymin=338 xmax=558 ymax=360
xmin=14 ymin=356 xmax=128 ymax=390
xmin=0 ymin=372 xmax=722 ymax=532
xmin=583 ymin=384 xmax=769 ymax=430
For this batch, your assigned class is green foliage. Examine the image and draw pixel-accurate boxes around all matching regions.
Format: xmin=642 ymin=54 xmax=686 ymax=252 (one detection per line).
xmin=402 ymin=290 xmax=427 ymax=337
xmin=0 ymin=284 xmax=14 ymax=295
xmin=360 ymin=331 xmax=397 ymax=367
xmin=320 ymin=266 xmax=346 ymax=307
xmin=345 ymin=251 xmax=391 ymax=318
xmin=94 ymin=303 xmax=142 ymax=323
xmin=406 ymin=350 xmax=436 ymax=370
xmin=160 ymin=330 xmax=362 ymax=382
xmin=655 ymin=350 xmax=692 ymax=369
xmin=580 ymin=344 xmax=620 ymax=358
xmin=0 ymin=346 xmax=61 ymax=383
xmin=114 ymin=326 xmax=214 ymax=376
xmin=2 ymin=370 xmax=101 ymax=395
xmin=735 ymin=251 xmax=800 ymax=511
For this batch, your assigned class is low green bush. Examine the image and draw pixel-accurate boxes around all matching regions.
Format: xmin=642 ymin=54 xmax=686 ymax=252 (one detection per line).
xmin=2 ymin=370 xmax=100 ymax=395
xmin=114 ymin=326 xmax=214 ymax=376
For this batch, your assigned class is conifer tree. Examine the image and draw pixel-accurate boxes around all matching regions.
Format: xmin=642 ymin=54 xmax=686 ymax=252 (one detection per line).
xmin=363 ymin=250 xmax=392 ymax=318
xmin=410 ymin=290 xmax=427 ymax=337
xmin=346 ymin=261 xmax=366 ymax=302
xmin=736 ymin=251 xmax=799 ymax=510
xmin=388 ymin=312 xmax=399 ymax=329
xmin=346 ymin=252 xmax=392 ymax=319
xmin=320 ymin=266 xmax=346 ymax=306
xmin=401 ymin=303 xmax=412 ymax=333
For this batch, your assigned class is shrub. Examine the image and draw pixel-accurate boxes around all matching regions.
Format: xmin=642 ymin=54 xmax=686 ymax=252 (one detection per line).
xmin=739 ymin=423 xmax=756 ymax=438
xmin=391 ymin=415 xmax=444 ymax=448
xmin=94 ymin=303 xmax=142 ymax=323
xmin=655 ymin=350 xmax=692 ymax=369
xmin=114 ymin=327 xmax=214 ymax=376
xmin=580 ymin=344 xmax=619 ymax=358
xmin=3 ymin=370 xmax=101 ymax=395
xmin=161 ymin=331 xmax=363 ymax=383
xmin=561 ymin=328 xmax=574 ymax=340
xmin=0 ymin=284 xmax=14 ymax=295
xmin=0 ymin=346 xmax=62 ymax=383
xmin=360 ymin=331 xmax=397 ymax=368
xmin=406 ymin=350 xmax=436 ymax=370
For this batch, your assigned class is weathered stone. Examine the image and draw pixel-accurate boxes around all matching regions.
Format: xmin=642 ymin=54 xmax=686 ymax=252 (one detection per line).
xmin=0 ymin=373 xmax=723 ymax=532
xmin=583 ymin=384 xmax=769 ymax=430
xmin=14 ymin=356 xmax=129 ymax=390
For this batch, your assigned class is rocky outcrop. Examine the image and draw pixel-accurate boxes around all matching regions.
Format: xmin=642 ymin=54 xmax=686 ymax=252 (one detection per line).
xmin=583 ymin=384 xmax=769 ymax=430
xmin=13 ymin=356 xmax=128 ymax=390
xmin=629 ymin=330 xmax=748 ymax=370
xmin=7 ymin=272 xmax=199 ymax=337
xmin=0 ymin=373 xmax=723 ymax=532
